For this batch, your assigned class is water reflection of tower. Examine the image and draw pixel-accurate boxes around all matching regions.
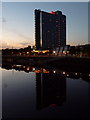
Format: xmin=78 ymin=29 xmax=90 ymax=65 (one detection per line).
xmin=36 ymin=73 xmax=66 ymax=110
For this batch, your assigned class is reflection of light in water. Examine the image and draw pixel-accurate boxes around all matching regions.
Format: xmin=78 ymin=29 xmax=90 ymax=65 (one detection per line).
xmin=12 ymin=69 xmax=14 ymax=78
xmin=53 ymin=70 xmax=56 ymax=73
xmin=43 ymin=69 xmax=49 ymax=73
xmin=3 ymin=84 xmax=8 ymax=88
xmin=34 ymin=70 xmax=41 ymax=73
xmin=34 ymin=69 xmax=49 ymax=73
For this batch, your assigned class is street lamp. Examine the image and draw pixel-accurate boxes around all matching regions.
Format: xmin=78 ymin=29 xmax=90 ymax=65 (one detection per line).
xmin=53 ymin=51 xmax=55 ymax=54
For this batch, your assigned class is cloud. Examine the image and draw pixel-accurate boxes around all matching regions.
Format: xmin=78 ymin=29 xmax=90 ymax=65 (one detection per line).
xmin=15 ymin=31 xmax=31 ymax=41
xmin=2 ymin=27 xmax=34 ymax=48
xmin=2 ymin=42 xmax=20 ymax=49
xmin=1 ymin=43 xmax=10 ymax=49
xmin=20 ymin=42 xmax=30 ymax=46
xmin=14 ymin=30 xmax=34 ymax=46
xmin=9 ymin=28 xmax=34 ymax=44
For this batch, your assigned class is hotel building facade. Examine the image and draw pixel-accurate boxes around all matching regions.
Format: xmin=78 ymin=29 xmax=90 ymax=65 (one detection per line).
xmin=35 ymin=9 xmax=66 ymax=50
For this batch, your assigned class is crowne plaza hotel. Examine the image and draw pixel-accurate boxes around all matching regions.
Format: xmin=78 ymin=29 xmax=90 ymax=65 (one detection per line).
xmin=35 ymin=9 xmax=66 ymax=50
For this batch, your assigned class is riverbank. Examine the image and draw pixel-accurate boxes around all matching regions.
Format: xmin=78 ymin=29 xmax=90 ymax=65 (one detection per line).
xmin=46 ymin=56 xmax=90 ymax=73
xmin=2 ymin=55 xmax=90 ymax=73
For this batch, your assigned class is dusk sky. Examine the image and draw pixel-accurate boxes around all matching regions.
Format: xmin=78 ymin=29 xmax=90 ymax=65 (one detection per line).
xmin=2 ymin=2 xmax=88 ymax=49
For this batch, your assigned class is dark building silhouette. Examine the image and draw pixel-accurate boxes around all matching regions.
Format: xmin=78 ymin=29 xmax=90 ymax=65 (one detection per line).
xmin=35 ymin=9 xmax=66 ymax=50
xmin=36 ymin=73 xmax=66 ymax=109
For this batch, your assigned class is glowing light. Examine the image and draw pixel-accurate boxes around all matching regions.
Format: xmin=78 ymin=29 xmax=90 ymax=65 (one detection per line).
xmin=63 ymin=72 xmax=65 ymax=74
xmin=67 ymin=51 xmax=69 ymax=53
xmin=16 ymin=65 xmax=22 ymax=67
xmin=67 ymin=74 xmax=69 ymax=76
xmin=75 ymin=73 xmax=78 ymax=75
xmin=19 ymin=52 xmax=21 ymax=55
xmin=53 ymin=70 xmax=56 ymax=73
xmin=43 ymin=69 xmax=49 ymax=73
xmin=63 ymin=51 xmax=66 ymax=54
xmin=89 ymin=74 xmax=90 ymax=76
xmin=42 ymin=50 xmax=49 ymax=53
xmin=34 ymin=70 xmax=41 ymax=73
xmin=49 ymin=11 xmax=55 ymax=15
xmin=33 ymin=50 xmax=49 ymax=54
xmin=33 ymin=68 xmax=35 ymax=71
xmin=33 ymin=50 xmax=39 ymax=52
xmin=27 ymin=52 xmax=29 ymax=54
xmin=26 ymin=67 xmax=29 ymax=71
xmin=53 ymin=51 xmax=55 ymax=54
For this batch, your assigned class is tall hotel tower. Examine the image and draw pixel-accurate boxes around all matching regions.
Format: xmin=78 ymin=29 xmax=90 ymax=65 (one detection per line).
xmin=35 ymin=9 xmax=66 ymax=50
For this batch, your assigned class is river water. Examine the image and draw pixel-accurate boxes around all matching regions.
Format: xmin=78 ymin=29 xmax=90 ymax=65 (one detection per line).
xmin=1 ymin=64 xmax=90 ymax=119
